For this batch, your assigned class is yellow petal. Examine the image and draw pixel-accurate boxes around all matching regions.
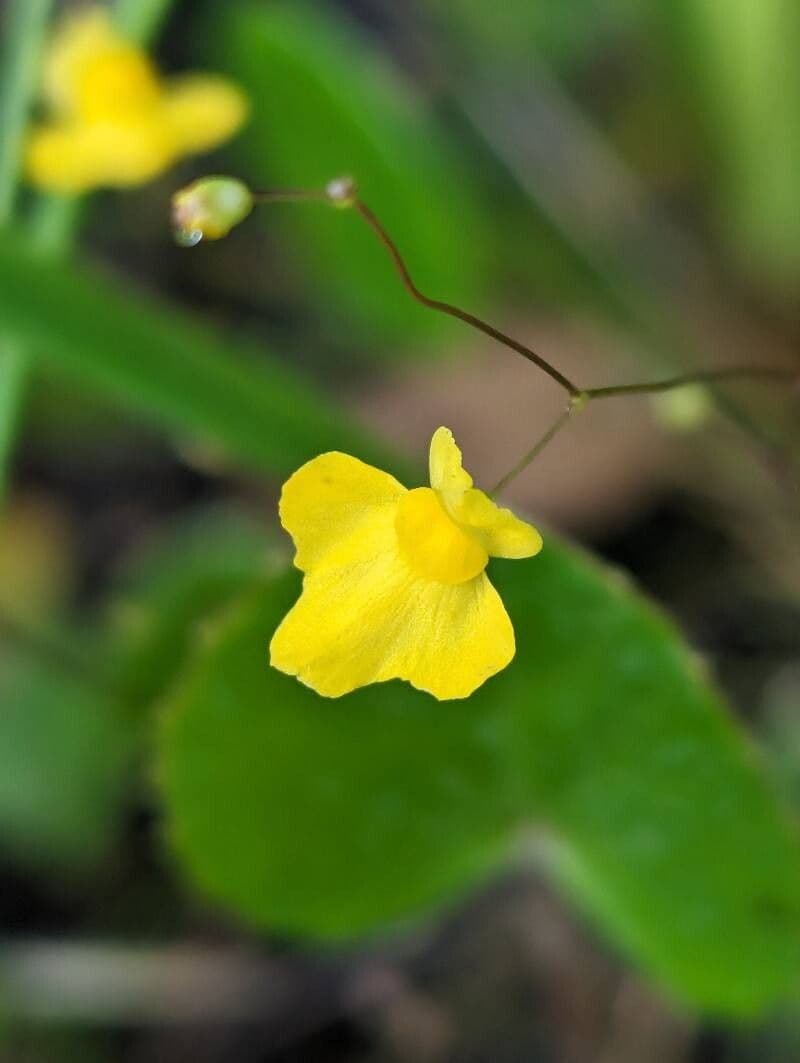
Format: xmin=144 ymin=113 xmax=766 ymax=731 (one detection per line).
xmin=26 ymin=120 xmax=174 ymax=193
xmin=395 ymin=487 xmax=487 ymax=583
xmin=41 ymin=6 xmax=121 ymax=116
xmin=75 ymin=47 xmax=162 ymax=122
xmin=278 ymin=451 xmax=406 ymax=573
xmin=450 ymin=488 xmax=543 ymax=560
xmin=428 ymin=426 xmax=542 ymax=560
xmin=270 ymin=536 xmax=514 ymax=700
xmin=429 ymin=426 xmax=472 ymax=512
xmin=163 ymin=76 xmax=248 ymax=155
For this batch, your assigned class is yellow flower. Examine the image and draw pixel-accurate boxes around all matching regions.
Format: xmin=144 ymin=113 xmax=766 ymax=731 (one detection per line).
xmin=26 ymin=6 xmax=248 ymax=193
xmin=270 ymin=427 xmax=543 ymax=700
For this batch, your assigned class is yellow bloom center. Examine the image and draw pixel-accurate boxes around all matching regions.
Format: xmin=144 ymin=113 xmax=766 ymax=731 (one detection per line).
xmin=75 ymin=47 xmax=161 ymax=121
xmin=395 ymin=488 xmax=488 ymax=585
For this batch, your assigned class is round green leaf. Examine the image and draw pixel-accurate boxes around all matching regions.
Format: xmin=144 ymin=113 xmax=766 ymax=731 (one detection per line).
xmin=159 ymin=542 xmax=800 ymax=1015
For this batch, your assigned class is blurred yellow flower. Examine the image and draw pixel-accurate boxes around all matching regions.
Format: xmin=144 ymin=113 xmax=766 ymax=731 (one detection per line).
xmin=26 ymin=6 xmax=248 ymax=193
xmin=271 ymin=427 xmax=543 ymax=700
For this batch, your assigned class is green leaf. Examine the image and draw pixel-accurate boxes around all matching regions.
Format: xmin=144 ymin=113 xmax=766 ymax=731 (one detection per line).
xmin=159 ymin=544 xmax=800 ymax=1016
xmin=105 ymin=507 xmax=277 ymax=707
xmin=0 ymin=232 xmax=405 ymax=479
xmin=0 ymin=643 xmax=130 ymax=871
xmin=208 ymin=1 xmax=490 ymax=347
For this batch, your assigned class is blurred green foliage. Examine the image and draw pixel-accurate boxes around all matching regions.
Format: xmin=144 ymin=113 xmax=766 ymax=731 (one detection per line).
xmin=661 ymin=0 xmax=800 ymax=291
xmin=0 ymin=644 xmax=129 ymax=872
xmin=207 ymin=1 xmax=491 ymax=349
xmin=0 ymin=231 xmax=402 ymax=478
xmin=426 ymin=0 xmax=644 ymax=70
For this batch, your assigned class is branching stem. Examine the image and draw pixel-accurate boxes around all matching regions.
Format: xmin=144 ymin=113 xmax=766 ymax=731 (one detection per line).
xmin=490 ymin=403 xmax=578 ymax=496
xmin=585 ymin=365 xmax=797 ymax=400
xmin=250 ymin=179 xmax=798 ymax=493
xmin=254 ymin=185 xmax=582 ymax=397
xmin=352 ymin=199 xmax=583 ymax=397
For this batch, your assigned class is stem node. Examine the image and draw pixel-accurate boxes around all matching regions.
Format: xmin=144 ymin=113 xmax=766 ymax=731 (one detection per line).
xmin=325 ymin=175 xmax=357 ymax=209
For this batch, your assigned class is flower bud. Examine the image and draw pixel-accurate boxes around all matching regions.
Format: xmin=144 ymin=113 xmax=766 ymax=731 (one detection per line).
xmin=171 ymin=176 xmax=253 ymax=244
xmin=651 ymin=384 xmax=712 ymax=433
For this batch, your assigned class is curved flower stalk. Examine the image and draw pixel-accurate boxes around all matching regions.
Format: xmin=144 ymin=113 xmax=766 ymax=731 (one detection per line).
xmin=270 ymin=428 xmax=542 ymax=700
xmin=26 ymin=6 xmax=247 ymax=193
xmin=173 ymin=174 xmax=799 ymax=698
xmin=172 ymin=174 xmax=798 ymax=469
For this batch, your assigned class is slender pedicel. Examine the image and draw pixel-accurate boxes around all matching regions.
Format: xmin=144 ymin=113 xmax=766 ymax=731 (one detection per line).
xmin=250 ymin=178 xmax=582 ymax=396
xmin=585 ymin=365 xmax=797 ymax=400
xmin=490 ymin=398 xmax=585 ymax=496
xmin=173 ymin=174 xmax=798 ymax=490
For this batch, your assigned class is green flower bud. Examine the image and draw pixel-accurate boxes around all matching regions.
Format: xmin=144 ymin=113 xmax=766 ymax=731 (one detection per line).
xmin=171 ymin=176 xmax=253 ymax=245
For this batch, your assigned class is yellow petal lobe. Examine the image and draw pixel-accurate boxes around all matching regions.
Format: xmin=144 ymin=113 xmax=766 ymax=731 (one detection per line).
xmin=450 ymin=488 xmax=543 ymax=559
xmin=395 ymin=488 xmax=487 ymax=584
xmin=428 ymin=426 xmax=542 ymax=560
xmin=429 ymin=426 xmax=472 ymax=512
xmin=42 ymin=6 xmax=119 ymax=116
xmin=271 ymin=551 xmax=514 ymax=700
xmin=75 ymin=47 xmax=161 ymax=121
xmin=278 ymin=452 xmax=406 ymax=573
xmin=163 ymin=76 xmax=249 ymax=154
xmin=26 ymin=120 xmax=173 ymax=192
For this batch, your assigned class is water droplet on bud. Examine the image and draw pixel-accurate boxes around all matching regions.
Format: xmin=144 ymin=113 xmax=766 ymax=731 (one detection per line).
xmin=174 ymin=227 xmax=203 ymax=248
xmin=171 ymin=177 xmax=253 ymax=244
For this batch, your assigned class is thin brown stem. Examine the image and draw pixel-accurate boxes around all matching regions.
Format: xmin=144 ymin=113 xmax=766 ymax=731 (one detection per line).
xmin=252 ymin=183 xmax=798 ymax=409
xmin=490 ymin=364 xmax=799 ymax=493
xmin=248 ymin=179 xmax=799 ymax=490
xmin=252 ymin=183 xmax=581 ymax=396
xmin=491 ymin=402 xmax=578 ymax=496
xmin=586 ymin=365 xmax=797 ymax=400
xmin=252 ymin=189 xmax=329 ymax=205
xmin=352 ymin=200 xmax=582 ymax=397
